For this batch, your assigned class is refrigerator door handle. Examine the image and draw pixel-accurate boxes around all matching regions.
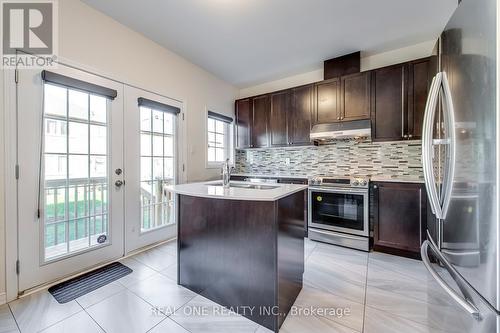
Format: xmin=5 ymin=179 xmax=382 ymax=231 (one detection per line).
xmin=439 ymin=72 xmax=456 ymax=219
xmin=422 ymin=72 xmax=443 ymax=218
xmin=421 ymin=240 xmax=481 ymax=320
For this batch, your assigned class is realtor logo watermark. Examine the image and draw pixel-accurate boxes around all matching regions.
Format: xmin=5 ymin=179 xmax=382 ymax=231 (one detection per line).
xmin=1 ymin=0 xmax=58 ymax=68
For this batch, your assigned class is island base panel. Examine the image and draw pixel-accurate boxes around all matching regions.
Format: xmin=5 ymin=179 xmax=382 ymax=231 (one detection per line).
xmin=177 ymin=192 xmax=305 ymax=332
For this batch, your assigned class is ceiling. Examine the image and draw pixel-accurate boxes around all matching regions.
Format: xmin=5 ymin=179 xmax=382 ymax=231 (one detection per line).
xmin=82 ymin=0 xmax=457 ymax=88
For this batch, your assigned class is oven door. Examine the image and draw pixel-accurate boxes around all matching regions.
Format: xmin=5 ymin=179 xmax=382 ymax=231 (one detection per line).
xmin=308 ymin=187 xmax=369 ymax=237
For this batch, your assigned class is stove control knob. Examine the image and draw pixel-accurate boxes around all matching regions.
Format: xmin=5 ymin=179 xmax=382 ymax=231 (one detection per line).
xmin=352 ymin=180 xmax=359 ymax=186
xmin=360 ymin=180 xmax=367 ymax=186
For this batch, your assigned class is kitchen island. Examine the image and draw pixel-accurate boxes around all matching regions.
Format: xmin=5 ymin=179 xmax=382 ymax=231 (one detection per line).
xmin=167 ymin=180 xmax=307 ymax=332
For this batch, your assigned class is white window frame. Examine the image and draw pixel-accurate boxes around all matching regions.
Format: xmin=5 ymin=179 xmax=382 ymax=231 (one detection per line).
xmin=205 ymin=107 xmax=234 ymax=169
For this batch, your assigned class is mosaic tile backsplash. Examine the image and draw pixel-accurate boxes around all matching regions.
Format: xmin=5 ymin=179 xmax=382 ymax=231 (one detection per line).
xmin=235 ymin=141 xmax=424 ymax=181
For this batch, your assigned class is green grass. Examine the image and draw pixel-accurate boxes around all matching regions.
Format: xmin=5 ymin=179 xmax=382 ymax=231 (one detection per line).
xmin=44 ymin=200 xmax=107 ymax=247
xmin=45 ymin=200 xmax=105 ymax=220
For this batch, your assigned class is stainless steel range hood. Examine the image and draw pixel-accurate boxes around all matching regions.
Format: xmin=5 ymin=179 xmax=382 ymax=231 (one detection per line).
xmin=310 ymin=120 xmax=371 ymax=143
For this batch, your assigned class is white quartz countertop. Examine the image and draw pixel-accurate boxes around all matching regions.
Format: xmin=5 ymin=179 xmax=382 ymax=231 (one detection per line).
xmin=166 ymin=180 xmax=308 ymax=201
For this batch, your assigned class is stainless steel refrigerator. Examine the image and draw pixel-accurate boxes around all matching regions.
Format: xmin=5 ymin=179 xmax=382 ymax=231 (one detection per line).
xmin=421 ymin=0 xmax=499 ymax=331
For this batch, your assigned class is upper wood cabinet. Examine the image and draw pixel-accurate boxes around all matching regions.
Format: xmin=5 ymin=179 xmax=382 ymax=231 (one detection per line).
xmin=235 ymin=57 xmax=432 ymax=148
xmin=341 ymin=72 xmax=371 ymax=121
xmin=289 ymin=84 xmax=313 ymax=145
xmin=371 ymin=63 xmax=407 ymax=141
xmin=270 ymin=90 xmax=290 ymax=146
xmin=235 ymin=98 xmax=252 ymax=149
xmin=371 ymin=57 xmax=433 ymax=142
xmin=269 ymin=85 xmax=313 ymax=147
xmin=408 ymin=58 xmax=434 ymax=140
xmin=252 ymin=95 xmax=271 ymax=148
xmin=315 ymin=78 xmax=340 ymax=124
xmin=313 ymin=72 xmax=370 ymax=125
xmin=372 ymin=181 xmax=427 ymax=258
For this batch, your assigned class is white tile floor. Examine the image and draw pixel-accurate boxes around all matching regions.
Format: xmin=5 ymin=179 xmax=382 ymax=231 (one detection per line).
xmin=0 ymin=239 xmax=474 ymax=333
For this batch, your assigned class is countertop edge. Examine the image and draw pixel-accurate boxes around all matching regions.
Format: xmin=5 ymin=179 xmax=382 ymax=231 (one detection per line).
xmin=167 ymin=181 xmax=308 ymax=201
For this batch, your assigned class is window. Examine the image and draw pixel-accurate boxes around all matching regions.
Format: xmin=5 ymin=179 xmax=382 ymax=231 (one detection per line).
xmin=140 ymin=106 xmax=176 ymax=232
xmin=42 ymin=83 xmax=109 ymax=261
xmin=207 ymin=111 xmax=233 ymax=166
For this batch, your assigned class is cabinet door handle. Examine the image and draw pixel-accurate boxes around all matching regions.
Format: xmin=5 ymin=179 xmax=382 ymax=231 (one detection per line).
xmin=408 ymin=134 xmax=413 ymax=139
xmin=403 ymin=134 xmax=408 ymax=139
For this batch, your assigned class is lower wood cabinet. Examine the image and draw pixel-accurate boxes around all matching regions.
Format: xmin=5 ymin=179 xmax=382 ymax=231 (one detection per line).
xmin=371 ymin=181 xmax=427 ymax=259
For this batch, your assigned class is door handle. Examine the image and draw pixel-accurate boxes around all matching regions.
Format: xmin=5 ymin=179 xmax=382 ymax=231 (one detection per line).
xmin=422 ymin=73 xmax=443 ymax=218
xmin=420 ymin=240 xmax=481 ymax=320
xmin=115 ymin=180 xmax=124 ymax=187
xmin=439 ymin=72 xmax=456 ymax=219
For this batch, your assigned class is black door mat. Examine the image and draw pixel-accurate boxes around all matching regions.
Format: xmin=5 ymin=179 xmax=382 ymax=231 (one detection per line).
xmin=48 ymin=262 xmax=132 ymax=303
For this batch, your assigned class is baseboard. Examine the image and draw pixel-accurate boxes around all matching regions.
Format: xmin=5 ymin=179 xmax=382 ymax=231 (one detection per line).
xmin=373 ymin=244 xmax=421 ymax=260
xmin=0 ymin=292 xmax=6 ymax=305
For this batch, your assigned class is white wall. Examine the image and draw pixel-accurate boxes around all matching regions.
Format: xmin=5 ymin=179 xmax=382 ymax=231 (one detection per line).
xmin=59 ymin=0 xmax=238 ymax=182
xmin=239 ymin=40 xmax=436 ymax=98
xmin=0 ymin=0 xmax=239 ymax=301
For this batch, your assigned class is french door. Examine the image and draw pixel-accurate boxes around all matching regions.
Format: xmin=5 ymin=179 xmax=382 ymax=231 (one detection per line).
xmin=16 ymin=64 xmax=182 ymax=292
xmin=123 ymin=86 xmax=180 ymax=253
xmin=17 ymin=65 xmax=125 ymax=292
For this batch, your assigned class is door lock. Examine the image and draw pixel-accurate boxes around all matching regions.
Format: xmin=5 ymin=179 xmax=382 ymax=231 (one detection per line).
xmin=115 ymin=180 xmax=124 ymax=187
xmin=115 ymin=168 xmax=123 ymax=175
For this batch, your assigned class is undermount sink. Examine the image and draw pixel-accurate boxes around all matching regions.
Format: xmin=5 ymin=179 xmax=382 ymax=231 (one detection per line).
xmin=208 ymin=181 xmax=279 ymax=190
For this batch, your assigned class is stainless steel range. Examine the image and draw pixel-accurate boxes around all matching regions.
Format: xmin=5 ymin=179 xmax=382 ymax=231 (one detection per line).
xmin=308 ymin=176 xmax=369 ymax=251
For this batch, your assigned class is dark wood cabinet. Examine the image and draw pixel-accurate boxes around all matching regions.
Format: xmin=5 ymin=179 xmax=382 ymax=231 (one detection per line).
xmin=270 ymin=91 xmax=290 ymax=146
xmin=314 ymin=78 xmax=340 ymax=124
xmin=371 ymin=63 xmax=407 ymax=141
xmin=371 ymin=57 xmax=432 ymax=142
xmin=289 ymin=85 xmax=313 ymax=145
xmin=235 ymin=98 xmax=252 ymax=149
xmin=408 ymin=58 xmax=434 ymax=140
xmin=236 ymin=57 xmax=432 ymax=147
xmin=372 ymin=182 xmax=427 ymax=259
xmin=252 ymin=95 xmax=271 ymax=148
xmin=314 ymin=73 xmax=370 ymax=125
xmin=341 ymin=72 xmax=371 ymax=121
xmin=237 ymin=85 xmax=313 ymax=149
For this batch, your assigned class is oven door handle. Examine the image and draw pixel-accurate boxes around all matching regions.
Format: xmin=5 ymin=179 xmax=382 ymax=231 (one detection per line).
xmin=308 ymin=187 xmax=368 ymax=195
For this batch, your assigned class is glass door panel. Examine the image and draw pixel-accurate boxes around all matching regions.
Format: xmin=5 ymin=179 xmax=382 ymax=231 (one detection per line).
xmin=139 ymin=107 xmax=176 ymax=232
xmin=43 ymin=84 xmax=110 ymax=261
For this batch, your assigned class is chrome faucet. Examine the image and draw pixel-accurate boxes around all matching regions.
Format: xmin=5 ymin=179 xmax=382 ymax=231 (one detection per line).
xmin=221 ymin=158 xmax=232 ymax=188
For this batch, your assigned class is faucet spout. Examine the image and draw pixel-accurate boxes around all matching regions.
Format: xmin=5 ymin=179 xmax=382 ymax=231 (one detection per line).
xmin=221 ymin=158 xmax=232 ymax=188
